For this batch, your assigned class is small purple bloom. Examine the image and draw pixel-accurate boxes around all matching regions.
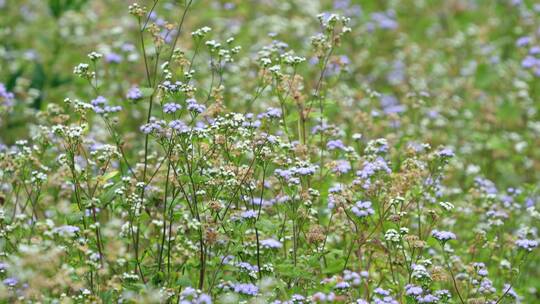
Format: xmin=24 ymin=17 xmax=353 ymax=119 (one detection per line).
xmin=127 ymin=86 xmax=143 ymax=100
xmin=105 ymin=52 xmax=122 ymax=64
xmin=186 ymin=98 xmax=206 ymax=114
xmin=260 ymin=238 xmax=282 ymax=249
xmin=515 ymin=239 xmax=538 ymax=251
xmin=163 ymin=103 xmax=182 ymax=114
xmin=431 ymin=230 xmax=457 ymax=242
xmin=3 ymin=277 xmax=17 ymax=287
xmin=351 ymin=201 xmax=375 ymax=218
xmin=332 ymin=160 xmax=351 ymax=174
xmin=405 ymin=285 xmax=423 ymax=296
xmin=327 ymin=139 xmax=346 ymax=151
xmin=234 ymin=283 xmax=258 ymax=296
xmin=516 ymin=36 xmax=531 ymax=47
xmin=241 ymin=210 xmax=257 ymax=219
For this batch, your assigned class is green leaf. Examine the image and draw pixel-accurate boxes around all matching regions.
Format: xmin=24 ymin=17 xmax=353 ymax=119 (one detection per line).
xmin=140 ymin=87 xmax=155 ymax=98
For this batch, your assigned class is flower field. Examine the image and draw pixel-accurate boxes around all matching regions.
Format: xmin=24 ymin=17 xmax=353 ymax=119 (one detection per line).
xmin=0 ymin=0 xmax=539 ymax=303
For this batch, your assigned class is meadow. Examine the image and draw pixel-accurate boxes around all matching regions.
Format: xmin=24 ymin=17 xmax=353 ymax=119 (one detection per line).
xmin=0 ymin=0 xmax=539 ymax=303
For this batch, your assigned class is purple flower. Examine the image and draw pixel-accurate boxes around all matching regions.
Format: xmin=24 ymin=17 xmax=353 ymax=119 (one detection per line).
xmin=521 ymin=56 xmax=538 ymax=69
xmin=53 ymin=225 xmax=80 ymax=236
xmin=479 ymin=278 xmax=496 ymax=294
xmin=91 ymin=96 xmax=107 ymax=107
xmin=356 ymin=157 xmax=391 ymax=179
xmin=515 ymin=239 xmax=538 ymax=251
xmin=502 ymin=284 xmax=519 ymax=299
xmin=530 ymin=46 xmax=540 ymax=55
xmin=241 ymin=210 xmax=257 ymax=219
xmin=0 ymin=83 xmax=15 ymax=106
xmin=295 ymin=165 xmax=317 ymax=176
xmin=234 ymin=283 xmax=258 ymax=296
xmin=197 ymin=294 xmax=212 ymax=304
xmin=327 ymin=139 xmax=346 ymax=151
xmin=417 ymin=294 xmax=439 ymax=303
xmin=169 ymin=120 xmax=188 ymax=133
xmin=163 ymin=103 xmax=182 ymax=114
xmin=436 ymin=147 xmax=455 ymax=158
xmin=478 ymin=269 xmax=488 ymax=277
xmin=91 ymin=96 xmax=122 ymax=114
xmin=105 ymin=52 xmax=122 ymax=64
xmin=374 ymin=288 xmax=390 ymax=296
xmin=431 ymin=230 xmax=456 ymax=242
xmin=260 ymin=238 xmax=282 ymax=249
xmin=140 ymin=118 xmax=164 ymax=134
xmin=332 ymin=160 xmax=351 ymax=174
xmin=380 ymin=94 xmax=406 ymax=115
xmin=236 ymin=262 xmax=258 ymax=272
xmin=126 ymin=86 xmax=143 ymax=100
xmin=275 ymin=168 xmax=294 ymax=179
xmin=370 ymin=11 xmax=398 ymax=30
xmin=3 ymin=277 xmax=17 ymax=287
xmin=405 ymin=284 xmax=423 ymax=296
xmin=351 ymin=201 xmax=375 ymax=218
xmin=186 ymin=98 xmax=206 ymax=114
xmin=121 ymin=43 xmax=136 ymax=52
xmin=258 ymin=107 xmax=281 ymax=119
xmin=334 ymin=281 xmax=350 ymax=289
xmin=516 ymin=36 xmax=531 ymax=47
xmin=343 ymin=270 xmax=362 ymax=286
xmin=311 ymin=292 xmax=336 ymax=302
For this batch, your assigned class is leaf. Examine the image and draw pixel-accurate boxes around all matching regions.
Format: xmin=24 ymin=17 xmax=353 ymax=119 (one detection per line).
xmin=102 ymin=170 xmax=119 ymax=181
xmin=140 ymin=87 xmax=155 ymax=98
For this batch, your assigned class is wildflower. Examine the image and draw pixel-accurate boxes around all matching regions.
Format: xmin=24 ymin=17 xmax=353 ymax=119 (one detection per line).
xmin=73 ymin=63 xmax=90 ymax=78
xmin=186 ymin=98 xmax=206 ymax=114
xmin=515 ymin=239 xmax=538 ymax=251
xmin=384 ymin=229 xmax=401 ymax=242
xmin=516 ymin=36 xmax=531 ymax=47
xmin=416 ymin=294 xmax=439 ymax=303
xmin=105 ymin=52 xmax=122 ymax=63
xmin=87 ymin=51 xmax=103 ymax=61
xmin=233 ymin=283 xmax=258 ymax=296
xmin=3 ymin=277 xmax=17 ymax=287
xmin=169 ymin=120 xmax=189 ymax=133
xmin=439 ymin=201 xmax=454 ymax=211
xmin=405 ymin=284 xmax=423 ymax=296
xmin=326 ymin=139 xmax=346 ymax=151
xmin=331 ymin=160 xmax=351 ymax=174
xmin=311 ymin=292 xmax=336 ymax=302
xmin=240 ymin=210 xmax=257 ymax=219
xmin=163 ymin=102 xmax=182 ymax=113
xmin=431 ymin=230 xmax=456 ymax=242
xmin=260 ymin=238 xmax=282 ymax=249
xmin=257 ymin=107 xmax=281 ymax=119
xmin=126 ymin=86 xmax=143 ymax=100
xmin=502 ymin=284 xmax=520 ymax=300
xmin=334 ymin=281 xmax=350 ymax=289
xmin=478 ymin=278 xmax=496 ymax=294
xmin=436 ymin=147 xmax=455 ymax=158
xmin=351 ymin=201 xmax=375 ymax=218
xmin=0 ymin=83 xmax=14 ymax=106
xmin=411 ymin=264 xmax=431 ymax=281
xmin=140 ymin=118 xmax=165 ymax=134
xmin=343 ymin=270 xmax=362 ymax=286
xmin=53 ymin=225 xmax=80 ymax=237
xmin=521 ymin=56 xmax=538 ymax=69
